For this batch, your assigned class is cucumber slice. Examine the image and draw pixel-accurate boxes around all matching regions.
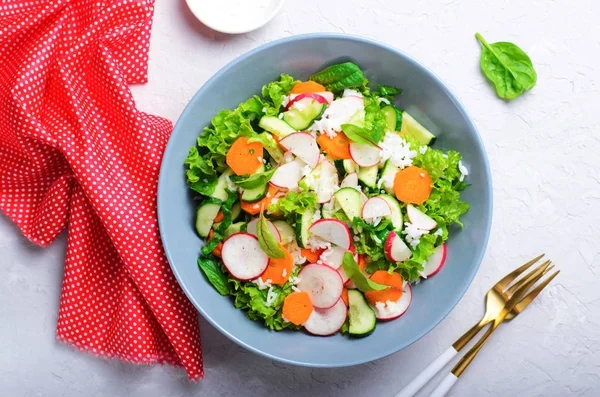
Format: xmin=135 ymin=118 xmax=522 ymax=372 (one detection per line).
xmin=223 ymin=221 xmax=247 ymax=239
xmin=382 ymin=105 xmax=397 ymax=132
xmin=400 ymin=111 xmax=436 ymax=145
xmin=379 ymin=194 xmax=403 ymax=231
xmin=283 ymin=98 xmax=326 ymax=130
xmin=258 ymin=116 xmax=296 ymax=137
xmin=196 ymin=200 xmax=221 ymax=238
xmin=295 ymin=208 xmax=316 ymax=248
xmin=343 ymin=159 xmax=359 ymax=174
xmin=347 ymin=109 xmax=365 ymax=128
xmin=358 ymin=165 xmax=378 ymax=189
xmin=379 ymin=160 xmax=399 ymax=195
xmin=348 ymin=290 xmax=376 ymax=337
xmin=321 ymin=203 xmax=337 ymax=219
xmin=231 ymin=202 xmax=242 ymax=222
xmin=241 ymin=183 xmax=268 ymax=203
xmin=334 ymin=187 xmax=363 ymax=222
xmin=334 ymin=159 xmax=346 ymax=178
xmin=211 ymin=169 xmax=233 ymax=201
xmin=273 ymin=220 xmax=295 ymax=245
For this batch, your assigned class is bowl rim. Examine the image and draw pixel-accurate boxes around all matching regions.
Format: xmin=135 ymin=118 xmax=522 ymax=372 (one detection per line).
xmin=158 ymin=33 xmax=493 ymax=367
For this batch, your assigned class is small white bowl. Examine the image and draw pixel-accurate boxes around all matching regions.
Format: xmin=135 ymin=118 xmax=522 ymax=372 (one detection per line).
xmin=185 ymin=0 xmax=285 ymax=34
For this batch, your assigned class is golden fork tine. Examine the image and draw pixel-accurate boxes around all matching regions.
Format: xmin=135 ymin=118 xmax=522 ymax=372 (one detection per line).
xmin=512 ymin=270 xmax=560 ymax=315
xmin=495 ymin=253 xmax=544 ymax=290
xmin=504 ymin=260 xmax=552 ymax=295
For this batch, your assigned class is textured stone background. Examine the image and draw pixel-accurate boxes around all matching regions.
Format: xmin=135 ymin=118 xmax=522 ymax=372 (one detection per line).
xmin=1 ymin=0 xmax=599 ymax=396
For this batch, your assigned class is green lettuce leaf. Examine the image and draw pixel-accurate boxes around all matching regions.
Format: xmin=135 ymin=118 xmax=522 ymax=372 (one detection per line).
xmin=261 ymin=74 xmax=298 ymax=110
xmin=363 ymin=96 xmax=387 ymax=143
xmin=198 ymin=257 xmax=230 ymax=295
xmin=268 ymin=191 xmax=318 ymax=219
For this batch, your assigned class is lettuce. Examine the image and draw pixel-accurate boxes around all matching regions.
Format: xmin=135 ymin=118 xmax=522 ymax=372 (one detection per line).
xmin=268 ymin=191 xmax=318 ymax=220
xmin=261 ymin=74 xmax=298 ymax=110
xmin=363 ymin=95 xmax=387 ymax=143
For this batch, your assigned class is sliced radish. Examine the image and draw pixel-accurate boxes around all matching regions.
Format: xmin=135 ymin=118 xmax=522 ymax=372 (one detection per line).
xmin=298 ymin=264 xmax=344 ymax=309
xmin=270 ymin=158 xmax=305 ymax=190
xmin=422 ymin=244 xmax=447 ymax=277
xmin=349 ymin=141 xmax=381 ymax=167
xmin=370 ymin=284 xmax=412 ymax=321
xmin=385 ymin=231 xmax=412 ymax=262
xmin=289 ymin=92 xmax=334 ymax=106
xmin=309 ymin=219 xmax=351 ymax=249
xmin=221 ymin=233 xmax=269 ymax=281
xmin=279 ymin=132 xmax=320 ymax=168
xmin=286 ymin=92 xmax=329 ymax=110
xmin=304 ymin=299 xmax=347 ymax=336
xmin=246 ymin=218 xmax=282 ymax=242
xmin=340 ymin=172 xmax=358 ymax=188
xmin=407 ymin=204 xmax=437 ymax=230
xmin=309 ymin=161 xmax=339 ymax=203
xmin=319 ymin=246 xmax=350 ymax=269
xmin=362 ymin=196 xmax=392 ymax=220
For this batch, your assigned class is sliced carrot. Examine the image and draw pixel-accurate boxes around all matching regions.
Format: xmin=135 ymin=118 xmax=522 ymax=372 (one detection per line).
xmin=291 ymin=81 xmax=326 ymax=94
xmin=226 ymin=137 xmax=263 ymax=176
xmin=213 ymin=209 xmax=224 ymax=223
xmin=357 ymin=254 xmax=367 ymax=271
xmin=207 ymin=230 xmax=223 ymax=257
xmin=282 ymin=291 xmax=314 ymax=325
xmin=341 ymin=288 xmax=349 ymax=306
xmin=261 ymin=244 xmax=293 ymax=285
xmin=301 ymin=248 xmax=324 ymax=264
xmin=271 ymin=134 xmax=288 ymax=152
xmin=241 ymin=185 xmax=278 ymax=215
xmin=364 ymin=270 xmax=403 ymax=305
xmin=393 ymin=166 xmax=433 ymax=205
xmin=317 ymin=132 xmax=352 ymax=160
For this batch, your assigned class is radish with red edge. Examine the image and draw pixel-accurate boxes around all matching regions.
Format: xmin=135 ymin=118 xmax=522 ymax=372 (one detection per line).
xmin=407 ymin=204 xmax=437 ymax=230
xmin=286 ymin=93 xmax=328 ymax=110
xmin=246 ymin=218 xmax=281 ymax=242
xmin=362 ymin=196 xmax=392 ymax=220
xmin=370 ymin=284 xmax=412 ymax=321
xmin=279 ymin=132 xmax=320 ymax=168
xmin=384 ymin=231 xmax=412 ymax=262
xmin=270 ymin=158 xmax=305 ymax=190
xmin=422 ymin=244 xmax=447 ymax=277
xmin=349 ymin=141 xmax=381 ymax=167
xmin=298 ymin=264 xmax=344 ymax=309
xmin=221 ymin=233 xmax=269 ymax=281
xmin=309 ymin=161 xmax=339 ymax=203
xmin=303 ymin=299 xmax=347 ymax=336
xmin=289 ymin=92 xmax=334 ymax=105
xmin=309 ymin=219 xmax=351 ymax=249
xmin=340 ymin=172 xmax=358 ymax=188
xmin=319 ymin=246 xmax=350 ymax=269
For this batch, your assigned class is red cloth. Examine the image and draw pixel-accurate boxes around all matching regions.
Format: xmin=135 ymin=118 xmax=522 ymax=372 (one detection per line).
xmin=0 ymin=0 xmax=203 ymax=380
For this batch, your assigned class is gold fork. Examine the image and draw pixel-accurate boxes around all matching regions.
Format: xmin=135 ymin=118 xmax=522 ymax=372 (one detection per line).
xmin=395 ymin=255 xmax=559 ymax=397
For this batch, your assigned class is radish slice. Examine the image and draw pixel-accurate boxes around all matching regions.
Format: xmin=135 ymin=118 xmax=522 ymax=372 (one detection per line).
xmin=286 ymin=92 xmax=329 ymax=110
xmin=384 ymin=231 xmax=412 ymax=262
xmin=407 ymin=204 xmax=437 ymax=230
xmin=304 ymin=299 xmax=347 ymax=336
xmin=246 ymin=218 xmax=282 ymax=242
xmin=298 ymin=264 xmax=344 ymax=309
xmin=370 ymin=284 xmax=412 ymax=321
xmin=340 ymin=172 xmax=358 ymax=188
xmin=422 ymin=244 xmax=447 ymax=277
xmin=308 ymin=161 xmax=339 ymax=203
xmin=270 ymin=158 xmax=305 ymax=190
xmin=319 ymin=246 xmax=350 ymax=269
xmin=309 ymin=219 xmax=351 ymax=249
xmin=290 ymin=92 xmax=334 ymax=105
xmin=221 ymin=233 xmax=269 ymax=281
xmin=349 ymin=141 xmax=381 ymax=167
xmin=279 ymin=132 xmax=320 ymax=168
xmin=362 ymin=196 xmax=392 ymax=220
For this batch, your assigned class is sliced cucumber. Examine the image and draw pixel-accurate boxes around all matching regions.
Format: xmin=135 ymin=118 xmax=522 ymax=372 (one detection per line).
xmin=321 ymin=203 xmax=337 ymax=219
xmin=223 ymin=221 xmax=247 ymax=239
xmin=283 ymin=98 xmax=326 ymax=130
xmin=241 ymin=183 xmax=268 ymax=203
xmin=273 ymin=220 xmax=295 ymax=245
xmin=334 ymin=187 xmax=363 ymax=222
xmin=347 ymin=109 xmax=365 ymax=128
xmin=382 ymin=105 xmax=397 ymax=132
xmin=258 ymin=116 xmax=296 ymax=137
xmin=343 ymin=159 xmax=359 ymax=174
xmin=348 ymin=290 xmax=376 ymax=337
xmin=379 ymin=194 xmax=403 ymax=231
xmin=334 ymin=159 xmax=346 ymax=178
xmin=379 ymin=160 xmax=399 ymax=195
xmin=211 ymin=169 xmax=233 ymax=201
xmin=296 ymin=208 xmax=316 ymax=248
xmin=231 ymin=202 xmax=242 ymax=222
xmin=400 ymin=111 xmax=436 ymax=145
xmin=358 ymin=165 xmax=378 ymax=189
xmin=196 ymin=200 xmax=221 ymax=238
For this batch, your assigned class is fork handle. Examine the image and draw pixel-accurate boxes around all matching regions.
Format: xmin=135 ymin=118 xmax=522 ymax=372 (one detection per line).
xmin=429 ymin=373 xmax=458 ymax=397
xmin=394 ymin=346 xmax=458 ymax=397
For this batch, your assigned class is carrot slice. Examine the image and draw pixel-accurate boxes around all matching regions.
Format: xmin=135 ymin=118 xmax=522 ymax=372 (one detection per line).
xmin=317 ymin=133 xmax=352 ymax=160
xmin=341 ymin=288 xmax=349 ymax=306
xmin=364 ymin=270 xmax=403 ymax=305
xmin=226 ymin=137 xmax=263 ymax=176
xmin=207 ymin=230 xmax=223 ymax=257
xmin=213 ymin=209 xmax=224 ymax=223
xmin=357 ymin=254 xmax=367 ymax=271
xmin=261 ymin=244 xmax=294 ymax=285
xmin=282 ymin=291 xmax=314 ymax=325
xmin=291 ymin=81 xmax=326 ymax=94
xmin=241 ymin=185 xmax=278 ymax=215
xmin=393 ymin=166 xmax=433 ymax=205
xmin=301 ymin=248 xmax=324 ymax=264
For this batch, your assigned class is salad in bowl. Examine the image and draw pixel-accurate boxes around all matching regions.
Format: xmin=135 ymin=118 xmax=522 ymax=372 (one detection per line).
xmin=184 ymin=62 xmax=469 ymax=337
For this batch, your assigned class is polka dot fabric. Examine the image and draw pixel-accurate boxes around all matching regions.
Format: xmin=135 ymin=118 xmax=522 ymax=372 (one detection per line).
xmin=0 ymin=0 xmax=203 ymax=380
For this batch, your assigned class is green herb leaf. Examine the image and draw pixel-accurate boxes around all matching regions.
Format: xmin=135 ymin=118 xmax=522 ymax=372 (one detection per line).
xmin=248 ymin=133 xmax=284 ymax=163
xmin=198 ymin=257 xmax=230 ymax=295
xmin=342 ymin=252 xmax=388 ymax=292
xmin=262 ymin=74 xmax=299 ymax=109
xmin=257 ymin=212 xmax=286 ymax=259
xmin=378 ymin=84 xmax=402 ymax=97
xmin=341 ymin=124 xmax=379 ymax=147
xmin=310 ymin=62 xmax=366 ymax=92
xmin=475 ymin=33 xmax=537 ymax=100
xmin=230 ymin=168 xmax=276 ymax=189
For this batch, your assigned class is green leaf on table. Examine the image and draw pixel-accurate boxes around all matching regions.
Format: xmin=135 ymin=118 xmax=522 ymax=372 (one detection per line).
xmin=198 ymin=257 xmax=230 ymax=296
xmin=475 ymin=33 xmax=537 ymax=100
xmin=229 ymin=168 xmax=276 ymax=189
xmin=310 ymin=62 xmax=366 ymax=92
xmin=342 ymin=252 xmax=388 ymax=292
xmin=341 ymin=124 xmax=379 ymax=147
xmin=257 ymin=212 xmax=286 ymax=259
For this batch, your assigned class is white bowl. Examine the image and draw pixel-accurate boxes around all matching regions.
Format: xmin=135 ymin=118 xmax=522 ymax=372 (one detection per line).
xmin=185 ymin=0 xmax=285 ymax=34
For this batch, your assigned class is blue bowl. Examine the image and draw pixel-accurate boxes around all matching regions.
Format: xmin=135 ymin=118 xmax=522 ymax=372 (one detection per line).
xmin=158 ymin=33 xmax=492 ymax=367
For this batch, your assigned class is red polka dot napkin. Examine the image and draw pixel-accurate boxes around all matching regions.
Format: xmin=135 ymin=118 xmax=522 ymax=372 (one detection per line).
xmin=0 ymin=0 xmax=203 ymax=380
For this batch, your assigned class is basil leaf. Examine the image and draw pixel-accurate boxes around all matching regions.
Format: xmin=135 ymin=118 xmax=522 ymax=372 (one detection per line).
xmin=342 ymin=252 xmax=388 ymax=292
xmin=475 ymin=33 xmax=537 ymax=100
xmin=310 ymin=62 xmax=366 ymax=92
xmin=230 ymin=168 xmax=276 ymax=189
xmin=341 ymin=124 xmax=379 ymax=147
xmin=198 ymin=257 xmax=230 ymax=295
xmin=257 ymin=212 xmax=286 ymax=259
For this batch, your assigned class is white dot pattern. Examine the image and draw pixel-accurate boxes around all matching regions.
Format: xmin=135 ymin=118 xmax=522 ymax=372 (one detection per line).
xmin=0 ymin=0 xmax=203 ymax=380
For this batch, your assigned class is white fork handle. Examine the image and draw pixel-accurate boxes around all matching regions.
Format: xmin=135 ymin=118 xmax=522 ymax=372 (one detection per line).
xmin=394 ymin=346 xmax=458 ymax=397
xmin=429 ymin=373 xmax=458 ymax=397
